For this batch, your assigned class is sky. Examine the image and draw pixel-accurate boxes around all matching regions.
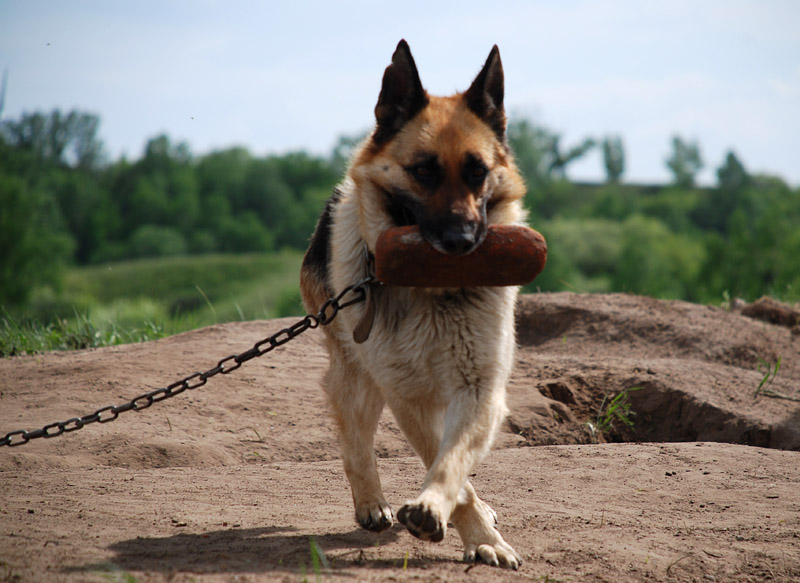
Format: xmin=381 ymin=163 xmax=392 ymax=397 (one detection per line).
xmin=1 ymin=0 xmax=799 ymax=186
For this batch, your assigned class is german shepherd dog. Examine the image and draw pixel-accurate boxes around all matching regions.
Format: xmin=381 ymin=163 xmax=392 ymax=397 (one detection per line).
xmin=300 ymin=40 xmax=526 ymax=569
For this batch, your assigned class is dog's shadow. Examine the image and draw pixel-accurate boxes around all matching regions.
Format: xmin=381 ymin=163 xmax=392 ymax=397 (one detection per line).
xmin=75 ymin=524 xmax=451 ymax=575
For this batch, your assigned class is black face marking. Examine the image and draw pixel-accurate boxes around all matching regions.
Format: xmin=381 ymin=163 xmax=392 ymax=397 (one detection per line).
xmin=462 ymin=153 xmax=489 ymax=190
xmin=382 ymin=187 xmax=422 ymax=227
xmin=405 ymin=154 xmax=443 ymax=190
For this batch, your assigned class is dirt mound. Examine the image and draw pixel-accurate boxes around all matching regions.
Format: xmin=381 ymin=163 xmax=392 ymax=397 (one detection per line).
xmin=509 ymin=293 xmax=800 ymax=450
xmin=1 ymin=293 xmax=798 ymax=582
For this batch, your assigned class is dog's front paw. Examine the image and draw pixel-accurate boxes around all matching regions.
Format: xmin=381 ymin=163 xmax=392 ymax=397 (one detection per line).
xmin=464 ymin=537 xmax=521 ymax=570
xmin=356 ymin=500 xmax=394 ymax=533
xmin=397 ymin=502 xmax=445 ymax=543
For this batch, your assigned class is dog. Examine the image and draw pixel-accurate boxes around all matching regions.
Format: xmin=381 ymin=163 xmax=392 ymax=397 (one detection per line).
xmin=300 ymin=40 xmax=527 ymax=569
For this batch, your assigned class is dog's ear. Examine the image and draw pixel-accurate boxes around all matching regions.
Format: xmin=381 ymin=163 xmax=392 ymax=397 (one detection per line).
xmin=465 ymin=45 xmax=506 ymax=140
xmin=373 ymin=40 xmax=429 ymax=146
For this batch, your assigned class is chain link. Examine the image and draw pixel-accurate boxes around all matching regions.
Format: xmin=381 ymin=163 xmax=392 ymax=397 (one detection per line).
xmin=1 ymin=276 xmax=374 ymax=448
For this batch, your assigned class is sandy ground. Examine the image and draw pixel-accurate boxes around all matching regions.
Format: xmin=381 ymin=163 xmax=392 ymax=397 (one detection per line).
xmin=1 ymin=292 xmax=799 ymax=582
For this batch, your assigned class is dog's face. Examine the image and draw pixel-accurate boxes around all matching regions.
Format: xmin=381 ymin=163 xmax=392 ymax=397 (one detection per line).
xmin=352 ymin=40 xmax=525 ymax=256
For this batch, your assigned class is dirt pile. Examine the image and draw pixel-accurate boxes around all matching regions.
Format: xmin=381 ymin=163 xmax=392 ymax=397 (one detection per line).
xmin=508 ymin=293 xmax=800 ymax=450
xmin=1 ymin=293 xmax=798 ymax=582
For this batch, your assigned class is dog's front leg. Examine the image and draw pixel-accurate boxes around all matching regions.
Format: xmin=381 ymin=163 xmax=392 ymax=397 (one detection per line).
xmin=395 ymin=383 xmax=521 ymax=568
xmin=325 ymin=345 xmax=394 ymax=532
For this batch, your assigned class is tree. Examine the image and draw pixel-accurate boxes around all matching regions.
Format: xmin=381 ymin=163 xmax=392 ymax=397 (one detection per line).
xmin=507 ymin=119 xmax=556 ymax=175
xmin=666 ymin=135 xmax=703 ymax=188
xmin=611 ymin=215 xmax=706 ymax=299
xmin=507 ymin=118 xmax=596 ymax=183
xmin=0 ymin=109 xmax=105 ymax=169
xmin=0 ymin=172 xmax=73 ymax=305
xmin=716 ymin=151 xmax=750 ymax=193
xmin=601 ymin=135 xmax=625 ymax=183
xmin=690 ymin=150 xmax=750 ymax=234
xmin=547 ymin=135 xmax=596 ymax=179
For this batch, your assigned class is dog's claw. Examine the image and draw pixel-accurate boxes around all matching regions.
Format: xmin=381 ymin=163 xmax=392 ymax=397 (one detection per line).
xmin=356 ymin=502 xmax=394 ymax=532
xmin=463 ymin=542 xmax=521 ymax=570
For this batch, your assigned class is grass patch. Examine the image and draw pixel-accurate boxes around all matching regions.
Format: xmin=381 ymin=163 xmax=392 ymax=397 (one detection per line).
xmin=586 ymin=387 xmax=642 ymax=442
xmin=755 ymin=355 xmax=781 ymax=397
xmin=2 ymin=251 xmax=305 ymax=356
xmin=61 ymin=250 xmax=303 ymax=316
xmin=0 ymin=308 xmax=168 ymax=356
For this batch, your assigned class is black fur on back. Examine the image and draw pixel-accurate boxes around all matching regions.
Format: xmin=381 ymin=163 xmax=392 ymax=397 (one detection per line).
xmin=302 ymin=187 xmax=342 ymax=295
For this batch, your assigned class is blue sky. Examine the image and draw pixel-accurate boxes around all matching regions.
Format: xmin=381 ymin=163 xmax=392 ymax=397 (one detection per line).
xmin=2 ymin=0 xmax=799 ymax=185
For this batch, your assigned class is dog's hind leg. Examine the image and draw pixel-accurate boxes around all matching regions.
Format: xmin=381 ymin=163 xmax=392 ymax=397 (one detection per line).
xmin=325 ymin=345 xmax=393 ymax=532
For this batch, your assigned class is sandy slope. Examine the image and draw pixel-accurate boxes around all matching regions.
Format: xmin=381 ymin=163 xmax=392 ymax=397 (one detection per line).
xmin=1 ymin=293 xmax=798 ymax=582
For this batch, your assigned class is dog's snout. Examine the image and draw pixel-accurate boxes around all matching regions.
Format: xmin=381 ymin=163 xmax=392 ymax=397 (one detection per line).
xmin=441 ymin=227 xmax=477 ymax=255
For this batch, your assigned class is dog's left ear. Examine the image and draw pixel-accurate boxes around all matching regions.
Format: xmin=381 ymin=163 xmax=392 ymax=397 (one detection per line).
xmin=465 ymin=45 xmax=506 ymax=140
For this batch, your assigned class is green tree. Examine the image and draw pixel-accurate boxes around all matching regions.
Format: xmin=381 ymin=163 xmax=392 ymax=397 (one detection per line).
xmin=547 ymin=136 xmax=596 ymax=179
xmin=0 ymin=109 xmax=105 ymax=169
xmin=704 ymin=176 xmax=800 ymax=302
xmin=0 ymin=172 xmax=74 ymax=305
xmin=717 ymin=151 xmax=750 ymax=193
xmin=127 ymin=224 xmax=187 ymax=258
xmin=602 ymin=135 xmax=625 ymax=183
xmin=666 ymin=135 xmax=703 ymax=188
xmin=507 ymin=118 xmax=557 ymax=192
xmin=692 ymin=150 xmax=751 ymax=233
xmin=51 ymin=170 xmax=118 ymax=263
xmin=611 ymin=215 xmax=706 ymax=299
xmin=196 ymin=147 xmax=251 ymax=210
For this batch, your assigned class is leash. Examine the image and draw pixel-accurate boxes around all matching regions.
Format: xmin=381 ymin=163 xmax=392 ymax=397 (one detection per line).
xmin=1 ymin=276 xmax=374 ymax=448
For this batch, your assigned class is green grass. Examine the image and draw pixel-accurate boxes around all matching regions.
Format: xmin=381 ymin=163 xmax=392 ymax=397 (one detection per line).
xmin=61 ymin=250 xmax=304 ymax=319
xmin=755 ymin=355 xmax=781 ymax=397
xmin=586 ymin=386 xmax=642 ymax=442
xmin=0 ymin=307 xmax=170 ymax=356
xmin=2 ymin=251 xmax=305 ymax=356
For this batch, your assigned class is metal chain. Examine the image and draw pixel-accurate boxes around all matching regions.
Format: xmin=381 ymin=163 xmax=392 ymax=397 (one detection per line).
xmin=1 ymin=276 xmax=374 ymax=448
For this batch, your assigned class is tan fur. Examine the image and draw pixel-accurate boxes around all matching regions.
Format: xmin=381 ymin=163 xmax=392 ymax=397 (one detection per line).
xmin=300 ymin=42 xmax=526 ymax=569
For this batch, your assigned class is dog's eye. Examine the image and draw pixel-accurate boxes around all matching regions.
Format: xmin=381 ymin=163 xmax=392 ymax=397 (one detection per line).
xmin=408 ymin=161 xmax=440 ymax=185
xmin=471 ymin=166 xmax=488 ymax=180
xmin=413 ymin=165 xmax=432 ymax=178
xmin=464 ymin=157 xmax=489 ymax=187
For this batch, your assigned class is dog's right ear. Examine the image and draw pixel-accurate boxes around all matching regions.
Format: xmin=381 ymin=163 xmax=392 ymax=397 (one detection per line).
xmin=465 ymin=45 xmax=506 ymax=141
xmin=373 ymin=40 xmax=429 ymax=146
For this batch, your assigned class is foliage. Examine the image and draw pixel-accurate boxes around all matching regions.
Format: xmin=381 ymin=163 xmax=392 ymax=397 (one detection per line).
xmin=602 ymin=135 xmax=625 ymax=183
xmin=594 ymin=387 xmax=642 ymax=436
xmin=755 ymin=356 xmax=781 ymax=397
xmin=0 ymin=307 xmax=167 ymax=357
xmin=0 ymin=168 xmax=74 ymax=305
xmin=665 ymin=135 xmax=703 ymax=188
xmin=2 ymin=251 xmax=303 ymax=356
xmin=0 ymin=109 xmax=105 ymax=170
xmin=584 ymin=387 xmax=642 ymax=443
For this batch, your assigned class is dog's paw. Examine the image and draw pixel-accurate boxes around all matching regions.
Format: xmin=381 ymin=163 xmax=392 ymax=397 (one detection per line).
xmin=463 ymin=538 xmax=521 ymax=570
xmin=454 ymin=498 xmax=520 ymax=569
xmin=474 ymin=497 xmax=498 ymax=526
xmin=397 ymin=502 xmax=445 ymax=543
xmin=356 ymin=500 xmax=394 ymax=533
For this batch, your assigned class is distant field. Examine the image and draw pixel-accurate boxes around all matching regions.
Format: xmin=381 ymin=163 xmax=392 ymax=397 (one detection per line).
xmin=64 ymin=250 xmax=305 ymax=319
xmin=2 ymin=251 xmax=305 ymax=356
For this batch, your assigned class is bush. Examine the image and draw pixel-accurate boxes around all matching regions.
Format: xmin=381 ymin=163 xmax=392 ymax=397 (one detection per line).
xmin=127 ymin=224 xmax=187 ymax=258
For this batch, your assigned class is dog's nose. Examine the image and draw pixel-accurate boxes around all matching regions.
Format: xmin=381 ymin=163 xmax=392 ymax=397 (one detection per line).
xmin=441 ymin=227 xmax=477 ymax=255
